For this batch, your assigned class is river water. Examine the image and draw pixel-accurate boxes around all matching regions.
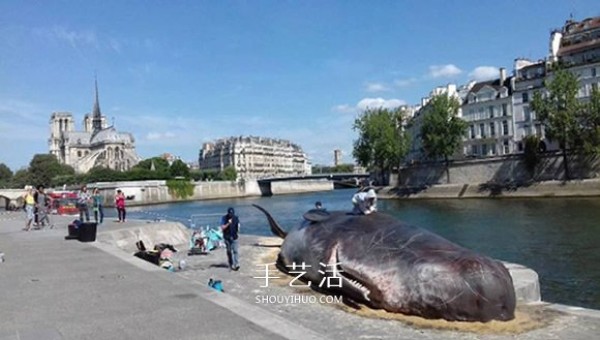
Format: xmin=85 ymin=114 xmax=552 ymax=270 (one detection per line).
xmin=107 ymin=189 xmax=600 ymax=310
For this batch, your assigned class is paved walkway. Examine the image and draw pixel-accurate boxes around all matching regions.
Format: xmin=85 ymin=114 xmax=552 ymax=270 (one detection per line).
xmin=2 ymin=210 xmax=600 ymax=340
xmin=0 ymin=212 xmax=325 ymax=340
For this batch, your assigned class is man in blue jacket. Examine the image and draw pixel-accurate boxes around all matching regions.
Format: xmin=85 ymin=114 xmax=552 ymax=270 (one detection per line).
xmin=220 ymin=207 xmax=240 ymax=271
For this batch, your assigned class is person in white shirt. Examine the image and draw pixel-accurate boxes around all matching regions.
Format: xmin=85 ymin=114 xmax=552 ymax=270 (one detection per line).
xmin=352 ymin=188 xmax=377 ymax=215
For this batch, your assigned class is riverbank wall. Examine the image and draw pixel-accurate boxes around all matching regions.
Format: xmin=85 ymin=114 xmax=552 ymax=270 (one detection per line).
xmin=397 ymin=152 xmax=600 ymax=186
xmin=91 ymin=178 xmax=333 ymax=207
xmin=379 ymin=178 xmax=600 ymax=199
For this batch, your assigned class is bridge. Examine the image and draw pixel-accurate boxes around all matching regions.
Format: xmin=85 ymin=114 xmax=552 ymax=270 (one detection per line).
xmin=256 ymin=173 xmax=371 ymax=192
xmin=0 ymin=189 xmax=26 ymax=209
xmin=257 ymin=173 xmax=370 ymax=182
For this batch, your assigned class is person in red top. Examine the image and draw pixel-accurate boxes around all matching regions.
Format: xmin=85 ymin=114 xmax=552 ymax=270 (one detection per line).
xmin=115 ymin=189 xmax=126 ymax=223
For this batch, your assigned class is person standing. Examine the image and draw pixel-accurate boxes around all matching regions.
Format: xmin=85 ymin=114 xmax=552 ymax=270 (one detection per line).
xmin=22 ymin=186 xmax=35 ymax=231
xmin=77 ymin=185 xmax=91 ymax=222
xmin=92 ymin=188 xmax=104 ymax=225
xmin=35 ymin=185 xmax=51 ymax=228
xmin=115 ymin=189 xmax=126 ymax=223
xmin=220 ymin=207 xmax=240 ymax=271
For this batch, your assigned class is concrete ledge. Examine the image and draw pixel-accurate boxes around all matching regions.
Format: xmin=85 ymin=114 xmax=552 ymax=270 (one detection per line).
xmin=503 ymin=262 xmax=541 ymax=304
xmin=96 ymin=221 xmax=190 ymax=252
xmin=546 ymin=303 xmax=600 ymax=318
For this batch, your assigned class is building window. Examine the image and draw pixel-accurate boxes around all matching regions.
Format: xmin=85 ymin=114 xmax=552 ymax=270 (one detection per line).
xmin=480 ymin=123 xmax=485 ymax=138
xmin=518 ymin=142 xmax=524 ymax=152
xmin=522 ymin=92 xmax=529 ymax=103
xmin=503 ymin=140 xmax=510 ymax=154
xmin=471 ymin=145 xmax=479 ymax=155
xmin=490 ymin=122 xmax=495 ymax=136
xmin=77 ymin=151 xmax=82 ymax=158
xmin=524 ymin=107 xmax=531 ymax=121
xmin=470 ymin=125 xmax=475 ymax=139
xmin=593 ymin=67 xmax=597 ymax=78
xmin=481 ymin=144 xmax=488 ymax=156
xmin=593 ymin=83 xmax=598 ymax=92
xmin=488 ymin=106 xmax=494 ymax=118
xmin=491 ymin=144 xmax=497 ymax=155
xmin=502 ymin=120 xmax=509 ymax=136
xmin=502 ymin=103 xmax=508 ymax=116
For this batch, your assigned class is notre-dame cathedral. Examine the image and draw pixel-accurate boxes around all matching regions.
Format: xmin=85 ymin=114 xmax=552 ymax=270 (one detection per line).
xmin=48 ymin=79 xmax=141 ymax=173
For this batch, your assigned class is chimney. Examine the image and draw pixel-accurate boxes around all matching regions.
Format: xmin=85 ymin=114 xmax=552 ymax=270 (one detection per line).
xmin=499 ymin=67 xmax=506 ymax=84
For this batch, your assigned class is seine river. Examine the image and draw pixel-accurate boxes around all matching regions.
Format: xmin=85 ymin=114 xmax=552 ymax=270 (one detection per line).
xmin=111 ymin=188 xmax=600 ymax=310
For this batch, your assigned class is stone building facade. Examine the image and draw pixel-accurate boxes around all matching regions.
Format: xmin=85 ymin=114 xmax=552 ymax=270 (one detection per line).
xmin=462 ymin=68 xmax=514 ymax=157
xmin=199 ymin=136 xmax=311 ymax=179
xmin=406 ymin=15 xmax=600 ymax=164
xmin=48 ymin=80 xmax=140 ymax=173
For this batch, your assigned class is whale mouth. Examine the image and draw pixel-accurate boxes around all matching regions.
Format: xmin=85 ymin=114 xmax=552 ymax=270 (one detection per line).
xmin=337 ymin=267 xmax=372 ymax=302
xmin=327 ymin=243 xmax=372 ymax=302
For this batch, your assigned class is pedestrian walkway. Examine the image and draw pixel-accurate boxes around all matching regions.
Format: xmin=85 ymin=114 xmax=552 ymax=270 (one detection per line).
xmin=0 ymin=216 xmax=327 ymax=340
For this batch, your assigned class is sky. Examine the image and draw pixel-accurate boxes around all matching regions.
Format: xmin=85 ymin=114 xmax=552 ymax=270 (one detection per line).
xmin=1 ymin=0 xmax=599 ymax=171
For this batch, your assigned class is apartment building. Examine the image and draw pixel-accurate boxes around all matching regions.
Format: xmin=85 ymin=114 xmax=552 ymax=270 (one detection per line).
xmin=550 ymin=17 xmax=600 ymax=101
xmin=511 ymin=59 xmax=549 ymax=152
xmin=462 ymin=68 xmax=514 ymax=157
xmin=406 ymin=83 xmax=473 ymax=163
xmin=199 ymin=136 xmax=311 ymax=179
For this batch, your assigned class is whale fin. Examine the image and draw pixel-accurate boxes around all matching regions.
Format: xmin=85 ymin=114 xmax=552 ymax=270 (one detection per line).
xmin=252 ymin=204 xmax=287 ymax=239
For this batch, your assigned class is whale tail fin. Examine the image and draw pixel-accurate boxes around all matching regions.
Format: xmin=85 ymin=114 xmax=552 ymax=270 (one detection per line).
xmin=252 ymin=204 xmax=287 ymax=239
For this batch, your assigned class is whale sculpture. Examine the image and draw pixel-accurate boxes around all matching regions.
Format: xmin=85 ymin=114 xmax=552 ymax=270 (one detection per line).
xmin=253 ymin=204 xmax=516 ymax=322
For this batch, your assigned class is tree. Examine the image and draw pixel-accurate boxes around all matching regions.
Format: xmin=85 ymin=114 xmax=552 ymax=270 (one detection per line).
xmin=0 ymin=163 xmax=13 ymax=187
xmin=220 ymin=166 xmax=237 ymax=181
xmin=420 ymin=94 xmax=467 ymax=183
xmin=134 ymin=157 xmax=170 ymax=173
xmin=352 ymin=107 xmax=410 ymax=185
xmin=531 ymin=68 xmax=581 ymax=180
xmin=170 ymin=159 xmax=190 ymax=178
xmin=28 ymin=154 xmax=75 ymax=187
xmin=523 ymin=135 xmax=542 ymax=176
xmin=580 ymin=86 xmax=600 ymax=154
xmin=10 ymin=169 xmax=31 ymax=189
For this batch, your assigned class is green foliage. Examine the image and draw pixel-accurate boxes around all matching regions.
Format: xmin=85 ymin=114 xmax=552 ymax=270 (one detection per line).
xmin=420 ymin=94 xmax=467 ymax=183
xmin=190 ymin=170 xmax=203 ymax=181
xmin=10 ymin=169 xmax=31 ymax=189
xmin=134 ymin=157 xmax=170 ymax=172
xmin=312 ymin=164 xmax=355 ymax=173
xmin=166 ymin=178 xmax=194 ymax=199
xmin=352 ymin=107 xmax=409 ymax=180
xmin=580 ymin=87 xmax=600 ymax=154
xmin=86 ymin=166 xmax=124 ymax=182
xmin=523 ymin=135 xmax=542 ymax=175
xmin=531 ymin=68 xmax=581 ymax=179
xmin=170 ymin=159 xmax=190 ymax=178
xmin=221 ymin=166 xmax=237 ymax=181
xmin=0 ymin=163 xmax=13 ymax=188
xmin=202 ymin=170 xmax=219 ymax=181
xmin=28 ymin=154 xmax=75 ymax=187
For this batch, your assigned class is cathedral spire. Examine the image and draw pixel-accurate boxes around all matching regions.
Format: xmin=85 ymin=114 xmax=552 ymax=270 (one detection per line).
xmin=92 ymin=75 xmax=103 ymax=133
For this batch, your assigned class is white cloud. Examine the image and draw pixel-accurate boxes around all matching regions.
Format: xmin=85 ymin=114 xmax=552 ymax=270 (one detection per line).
xmin=331 ymin=104 xmax=355 ymax=113
xmin=429 ymin=64 xmax=462 ymax=78
xmin=356 ymin=98 xmax=406 ymax=111
xmin=365 ymin=82 xmax=390 ymax=93
xmin=394 ymin=78 xmax=417 ymax=87
xmin=469 ymin=66 xmax=500 ymax=81
xmin=48 ymin=26 xmax=99 ymax=50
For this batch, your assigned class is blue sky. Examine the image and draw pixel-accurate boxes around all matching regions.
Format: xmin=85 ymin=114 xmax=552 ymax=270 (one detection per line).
xmin=1 ymin=1 xmax=598 ymax=171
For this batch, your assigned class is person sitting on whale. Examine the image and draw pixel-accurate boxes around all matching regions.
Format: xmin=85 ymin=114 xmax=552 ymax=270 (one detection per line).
xmin=352 ymin=188 xmax=377 ymax=215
